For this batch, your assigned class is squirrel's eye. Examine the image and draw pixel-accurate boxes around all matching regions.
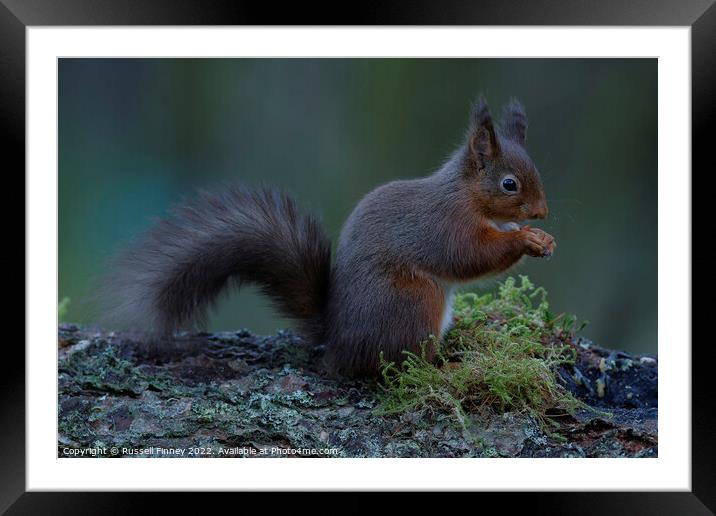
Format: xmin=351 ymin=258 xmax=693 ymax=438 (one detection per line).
xmin=501 ymin=177 xmax=518 ymax=193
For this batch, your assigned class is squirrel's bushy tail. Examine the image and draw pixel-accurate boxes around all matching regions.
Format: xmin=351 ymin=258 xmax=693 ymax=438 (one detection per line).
xmin=101 ymin=186 xmax=331 ymax=339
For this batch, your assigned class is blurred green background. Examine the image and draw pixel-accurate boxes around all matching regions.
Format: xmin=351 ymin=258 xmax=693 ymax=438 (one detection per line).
xmin=59 ymin=58 xmax=657 ymax=354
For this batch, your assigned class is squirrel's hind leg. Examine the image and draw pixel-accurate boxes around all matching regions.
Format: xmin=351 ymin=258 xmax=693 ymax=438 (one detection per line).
xmin=322 ymin=271 xmax=447 ymax=377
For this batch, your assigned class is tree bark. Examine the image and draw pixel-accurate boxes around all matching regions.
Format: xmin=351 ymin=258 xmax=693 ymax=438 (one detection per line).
xmin=58 ymin=324 xmax=657 ymax=458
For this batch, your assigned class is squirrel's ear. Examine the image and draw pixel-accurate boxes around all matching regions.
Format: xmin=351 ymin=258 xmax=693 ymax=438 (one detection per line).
xmin=501 ymin=98 xmax=528 ymax=146
xmin=468 ymin=96 xmax=500 ymax=165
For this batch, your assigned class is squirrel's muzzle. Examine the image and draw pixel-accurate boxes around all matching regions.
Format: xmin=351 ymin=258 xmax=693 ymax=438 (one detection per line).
xmin=530 ymin=200 xmax=549 ymax=219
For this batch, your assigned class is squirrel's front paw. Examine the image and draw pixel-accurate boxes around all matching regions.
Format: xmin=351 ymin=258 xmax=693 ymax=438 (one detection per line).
xmin=521 ymin=227 xmax=556 ymax=257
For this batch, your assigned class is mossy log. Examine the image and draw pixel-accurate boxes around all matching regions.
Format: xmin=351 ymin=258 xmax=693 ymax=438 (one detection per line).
xmin=58 ymin=324 xmax=657 ymax=458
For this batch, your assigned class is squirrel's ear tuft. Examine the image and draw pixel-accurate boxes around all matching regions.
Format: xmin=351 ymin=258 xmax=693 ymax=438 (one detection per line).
xmin=468 ymin=96 xmax=500 ymax=165
xmin=501 ymin=98 xmax=528 ymax=146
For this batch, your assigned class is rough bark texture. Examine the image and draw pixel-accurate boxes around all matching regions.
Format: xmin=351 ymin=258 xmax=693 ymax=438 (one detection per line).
xmin=58 ymin=324 xmax=657 ymax=458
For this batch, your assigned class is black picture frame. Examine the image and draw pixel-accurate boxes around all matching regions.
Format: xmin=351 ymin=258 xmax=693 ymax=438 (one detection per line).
xmin=5 ymin=0 xmax=711 ymax=513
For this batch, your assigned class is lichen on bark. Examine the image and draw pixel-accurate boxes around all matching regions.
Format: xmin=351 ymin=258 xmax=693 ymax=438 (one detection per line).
xmin=58 ymin=324 xmax=656 ymax=458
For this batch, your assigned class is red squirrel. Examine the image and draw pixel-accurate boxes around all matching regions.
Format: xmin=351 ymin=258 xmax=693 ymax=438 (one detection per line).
xmin=104 ymin=96 xmax=555 ymax=377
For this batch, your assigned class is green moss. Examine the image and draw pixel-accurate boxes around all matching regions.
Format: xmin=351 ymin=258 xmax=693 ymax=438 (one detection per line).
xmin=376 ymin=275 xmax=591 ymax=435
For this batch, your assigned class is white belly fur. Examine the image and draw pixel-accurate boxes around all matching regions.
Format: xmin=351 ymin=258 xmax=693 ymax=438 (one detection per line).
xmin=439 ymin=285 xmax=456 ymax=337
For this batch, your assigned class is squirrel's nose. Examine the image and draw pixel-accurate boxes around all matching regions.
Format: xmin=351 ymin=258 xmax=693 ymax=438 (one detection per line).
xmin=531 ymin=201 xmax=549 ymax=219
